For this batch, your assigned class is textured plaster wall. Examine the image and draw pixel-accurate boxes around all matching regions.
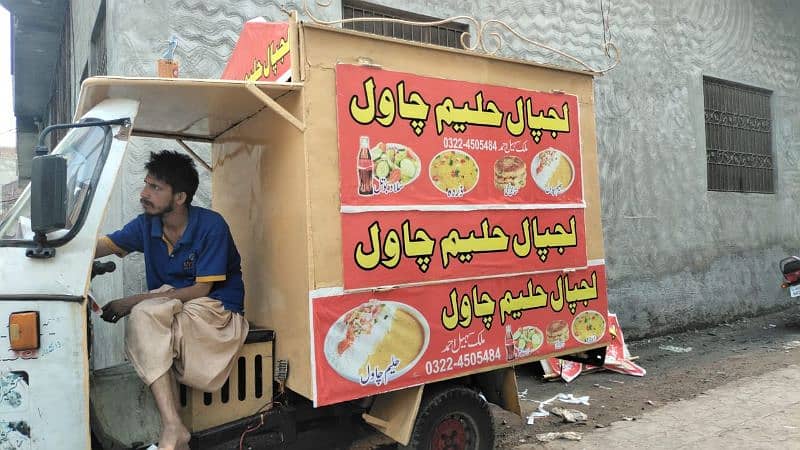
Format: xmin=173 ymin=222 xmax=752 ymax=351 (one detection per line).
xmin=340 ymin=0 xmax=800 ymax=337
xmin=80 ymin=0 xmax=800 ymax=368
xmin=586 ymin=1 xmax=800 ymax=336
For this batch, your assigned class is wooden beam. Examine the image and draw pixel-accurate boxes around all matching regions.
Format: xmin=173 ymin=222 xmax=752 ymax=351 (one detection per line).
xmin=130 ymin=129 xmax=214 ymax=143
xmin=175 ymin=139 xmax=213 ymax=172
xmin=245 ymin=83 xmax=306 ymax=132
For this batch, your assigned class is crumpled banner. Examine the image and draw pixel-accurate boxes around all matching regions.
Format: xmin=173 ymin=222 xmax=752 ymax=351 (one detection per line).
xmin=541 ymin=312 xmax=646 ymax=382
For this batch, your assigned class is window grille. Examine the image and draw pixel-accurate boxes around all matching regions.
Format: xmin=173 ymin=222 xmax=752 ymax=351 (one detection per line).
xmin=342 ymin=0 xmax=468 ymax=49
xmin=703 ymin=76 xmax=773 ymax=193
xmin=49 ymin=2 xmax=73 ymax=148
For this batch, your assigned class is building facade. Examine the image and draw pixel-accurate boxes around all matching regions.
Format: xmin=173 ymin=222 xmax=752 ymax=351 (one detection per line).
xmin=6 ymin=1 xmax=800 ymax=360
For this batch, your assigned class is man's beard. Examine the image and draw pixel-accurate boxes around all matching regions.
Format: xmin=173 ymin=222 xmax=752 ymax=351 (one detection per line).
xmin=141 ymin=198 xmax=174 ymax=216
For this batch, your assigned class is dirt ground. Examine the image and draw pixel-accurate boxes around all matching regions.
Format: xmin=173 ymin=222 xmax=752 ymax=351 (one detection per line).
xmin=341 ymin=302 xmax=800 ymax=449
xmin=495 ymin=302 xmax=800 ymax=448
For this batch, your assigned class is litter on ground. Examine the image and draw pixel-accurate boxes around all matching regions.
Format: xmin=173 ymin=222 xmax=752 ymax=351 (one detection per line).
xmin=536 ymin=432 xmax=583 ymax=442
xmin=659 ymin=345 xmax=693 ymax=353
xmin=551 ymin=406 xmax=588 ymax=423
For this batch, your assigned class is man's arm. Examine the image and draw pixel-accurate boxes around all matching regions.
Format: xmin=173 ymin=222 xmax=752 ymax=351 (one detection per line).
xmin=124 ymin=282 xmax=212 ymax=304
xmin=97 ymin=218 xmax=143 ymax=259
xmin=101 ymin=282 xmax=213 ymax=323
xmin=95 ymin=237 xmax=116 ymax=259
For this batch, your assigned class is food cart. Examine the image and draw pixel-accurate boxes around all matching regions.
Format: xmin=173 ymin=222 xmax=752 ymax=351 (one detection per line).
xmin=0 ymin=14 xmax=610 ymax=449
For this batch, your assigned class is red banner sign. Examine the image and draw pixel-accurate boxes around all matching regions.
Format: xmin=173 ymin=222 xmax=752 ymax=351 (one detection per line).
xmin=313 ymin=265 xmax=609 ymax=406
xmin=222 ymin=19 xmax=291 ymax=82
xmin=336 ymin=64 xmax=583 ymax=207
xmin=318 ymin=65 xmax=605 ymax=406
xmin=342 ymin=209 xmax=587 ymax=289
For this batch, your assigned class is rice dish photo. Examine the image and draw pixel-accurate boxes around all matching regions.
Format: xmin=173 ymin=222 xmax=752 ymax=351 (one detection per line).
xmin=324 ymin=300 xmax=429 ymax=383
xmin=493 ymin=156 xmax=526 ymax=193
xmin=532 ymin=148 xmax=574 ymax=196
xmin=512 ymin=326 xmax=543 ymax=358
xmin=429 ymin=149 xmax=480 ymax=195
xmin=369 ymin=142 xmax=421 ymax=189
xmin=571 ymin=310 xmax=606 ymax=344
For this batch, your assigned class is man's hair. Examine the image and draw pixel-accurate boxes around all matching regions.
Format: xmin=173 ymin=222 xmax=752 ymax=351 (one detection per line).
xmin=145 ymin=150 xmax=199 ymax=205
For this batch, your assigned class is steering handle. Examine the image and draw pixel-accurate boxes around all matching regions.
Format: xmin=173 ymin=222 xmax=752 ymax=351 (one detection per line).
xmin=91 ymin=261 xmax=116 ymax=278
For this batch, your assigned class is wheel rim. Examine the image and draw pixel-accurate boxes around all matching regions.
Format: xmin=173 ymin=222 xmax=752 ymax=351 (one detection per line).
xmin=431 ymin=413 xmax=476 ymax=450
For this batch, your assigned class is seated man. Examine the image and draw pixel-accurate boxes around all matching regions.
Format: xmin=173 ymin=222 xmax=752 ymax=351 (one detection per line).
xmin=95 ymin=150 xmax=248 ymax=450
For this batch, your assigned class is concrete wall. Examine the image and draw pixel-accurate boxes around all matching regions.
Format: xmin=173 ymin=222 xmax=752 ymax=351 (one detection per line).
xmin=0 ymin=147 xmax=16 ymax=186
xmin=73 ymin=0 xmax=800 ymax=368
xmin=15 ymin=131 xmax=35 ymax=180
xmin=352 ymin=2 xmax=800 ymax=336
xmin=594 ymin=2 xmax=800 ymax=336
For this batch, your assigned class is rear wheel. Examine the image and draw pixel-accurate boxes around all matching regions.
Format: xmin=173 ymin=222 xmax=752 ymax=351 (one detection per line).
xmin=402 ymin=385 xmax=494 ymax=450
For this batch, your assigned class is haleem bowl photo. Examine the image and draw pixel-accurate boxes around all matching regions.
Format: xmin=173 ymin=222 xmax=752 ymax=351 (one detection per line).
xmin=323 ymin=300 xmax=430 ymax=384
xmin=531 ymin=147 xmax=574 ymax=196
xmin=429 ymin=149 xmax=480 ymax=196
xmin=571 ymin=310 xmax=606 ymax=345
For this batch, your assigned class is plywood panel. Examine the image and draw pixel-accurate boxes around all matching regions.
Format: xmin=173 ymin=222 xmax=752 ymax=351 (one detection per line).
xmin=210 ymin=25 xmax=606 ymax=402
xmin=300 ymin=25 xmax=604 ymax=290
xmin=77 ymin=77 xmax=302 ymax=140
xmin=577 ymin=98 xmax=606 ymax=261
xmin=212 ymin=90 xmax=313 ymax=397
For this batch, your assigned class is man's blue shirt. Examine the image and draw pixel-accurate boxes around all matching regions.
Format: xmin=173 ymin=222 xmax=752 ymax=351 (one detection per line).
xmin=104 ymin=206 xmax=245 ymax=313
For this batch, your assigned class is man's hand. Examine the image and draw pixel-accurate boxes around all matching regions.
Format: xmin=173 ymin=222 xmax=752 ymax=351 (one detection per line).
xmin=101 ymin=298 xmax=136 ymax=323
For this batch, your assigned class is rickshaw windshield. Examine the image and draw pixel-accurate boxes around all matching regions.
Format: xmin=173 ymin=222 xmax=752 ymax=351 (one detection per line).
xmin=0 ymin=123 xmax=111 ymax=246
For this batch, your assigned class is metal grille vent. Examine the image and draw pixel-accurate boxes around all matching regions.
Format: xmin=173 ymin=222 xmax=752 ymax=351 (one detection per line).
xmin=179 ymin=353 xmax=267 ymax=408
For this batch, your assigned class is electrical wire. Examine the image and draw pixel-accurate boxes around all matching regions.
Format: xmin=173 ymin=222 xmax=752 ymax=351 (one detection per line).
xmin=238 ymin=412 xmax=265 ymax=450
xmin=237 ymin=397 xmax=284 ymax=449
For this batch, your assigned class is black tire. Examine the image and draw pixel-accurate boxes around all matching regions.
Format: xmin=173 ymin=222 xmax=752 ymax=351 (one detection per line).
xmin=402 ymin=385 xmax=494 ymax=450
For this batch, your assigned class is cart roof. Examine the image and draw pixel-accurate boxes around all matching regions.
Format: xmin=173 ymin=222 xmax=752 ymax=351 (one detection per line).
xmin=75 ymin=77 xmax=302 ymax=142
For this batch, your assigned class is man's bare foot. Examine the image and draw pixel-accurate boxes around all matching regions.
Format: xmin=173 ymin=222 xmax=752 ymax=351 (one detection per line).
xmin=157 ymin=422 xmax=191 ymax=450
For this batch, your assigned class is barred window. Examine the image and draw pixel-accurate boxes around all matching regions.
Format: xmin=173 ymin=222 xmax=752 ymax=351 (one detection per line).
xmin=90 ymin=0 xmax=107 ymax=76
xmin=703 ymin=76 xmax=773 ymax=193
xmin=49 ymin=1 xmax=73 ymax=148
xmin=342 ymin=0 xmax=468 ymax=49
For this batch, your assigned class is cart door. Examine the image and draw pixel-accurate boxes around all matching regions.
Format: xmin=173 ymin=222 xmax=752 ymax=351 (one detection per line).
xmin=0 ymin=98 xmax=139 ymax=449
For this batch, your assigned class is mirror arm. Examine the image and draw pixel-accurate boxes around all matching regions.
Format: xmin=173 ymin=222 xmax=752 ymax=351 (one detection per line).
xmin=25 ymin=233 xmax=56 ymax=259
xmin=35 ymin=118 xmax=131 ymax=155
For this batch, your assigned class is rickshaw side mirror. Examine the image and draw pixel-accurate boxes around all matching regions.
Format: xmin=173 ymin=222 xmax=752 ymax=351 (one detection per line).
xmin=30 ymin=155 xmax=68 ymax=234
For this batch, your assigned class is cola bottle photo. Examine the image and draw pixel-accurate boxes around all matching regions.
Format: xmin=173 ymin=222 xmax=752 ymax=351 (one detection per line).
xmin=357 ymin=136 xmax=374 ymax=196
xmin=505 ymin=325 xmax=516 ymax=361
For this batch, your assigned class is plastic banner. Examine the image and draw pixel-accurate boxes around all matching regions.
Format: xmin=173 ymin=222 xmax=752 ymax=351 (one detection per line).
xmin=222 ymin=19 xmax=291 ymax=82
xmin=312 ymin=265 xmax=609 ymax=406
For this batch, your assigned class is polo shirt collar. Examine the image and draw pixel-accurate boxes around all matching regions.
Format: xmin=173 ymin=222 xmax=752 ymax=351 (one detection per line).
xmin=149 ymin=205 xmax=199 ymax=248
xmin=150 ymin=215 xmax=163 ymax=238
xmin=180 ymin=205 xmax=199 ymax=246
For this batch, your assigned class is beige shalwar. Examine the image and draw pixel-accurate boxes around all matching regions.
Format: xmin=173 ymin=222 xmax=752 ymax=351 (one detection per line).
xmin=125 ymin=290 xmax=249 ymax=392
